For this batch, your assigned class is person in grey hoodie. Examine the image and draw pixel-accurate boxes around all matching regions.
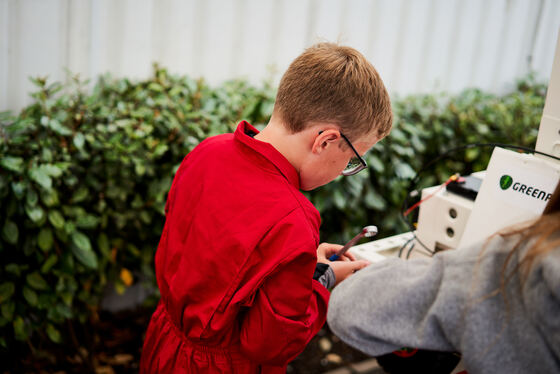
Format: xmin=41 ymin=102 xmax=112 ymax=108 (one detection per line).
xmin=327 ymin=182 xmax=560 ymax=374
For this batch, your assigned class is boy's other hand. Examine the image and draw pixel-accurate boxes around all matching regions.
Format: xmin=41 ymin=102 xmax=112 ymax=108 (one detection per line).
xmin=316 ymin=242 xmax=370 ymax=285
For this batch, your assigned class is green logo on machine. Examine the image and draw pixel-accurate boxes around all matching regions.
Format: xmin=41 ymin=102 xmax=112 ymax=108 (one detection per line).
xmin=499 ymin=175 xmax=513 ymax=190
xmin=498 ymin=174 xmax=552 ymax=201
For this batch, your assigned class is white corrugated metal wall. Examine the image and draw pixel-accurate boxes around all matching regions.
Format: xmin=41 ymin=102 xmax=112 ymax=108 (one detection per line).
xmin=1 ymin=0 xmax=560 ymax=112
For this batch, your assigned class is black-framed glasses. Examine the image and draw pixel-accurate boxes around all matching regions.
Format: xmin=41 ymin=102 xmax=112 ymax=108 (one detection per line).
xmin=340 ymin=133 xmax=367 ymax=176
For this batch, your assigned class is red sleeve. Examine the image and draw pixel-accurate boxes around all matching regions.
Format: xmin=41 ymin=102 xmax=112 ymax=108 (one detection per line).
xmin=238 ymin=211 xmax=330 ymax=366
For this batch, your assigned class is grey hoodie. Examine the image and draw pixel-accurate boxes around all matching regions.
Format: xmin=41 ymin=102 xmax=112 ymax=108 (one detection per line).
xmin=327 ymin=234 xmax=560 ymax=374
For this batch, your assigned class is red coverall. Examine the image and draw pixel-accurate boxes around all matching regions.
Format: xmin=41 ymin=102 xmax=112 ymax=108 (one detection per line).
xmin=140 ymin=121 xmax=330 ymax=373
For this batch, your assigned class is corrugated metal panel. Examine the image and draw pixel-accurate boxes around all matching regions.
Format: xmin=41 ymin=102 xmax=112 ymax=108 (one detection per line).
xmin=1 ymin=0 xmax=560 ymax=112
xmin=0 ymin=0 xmax=9 ymax=110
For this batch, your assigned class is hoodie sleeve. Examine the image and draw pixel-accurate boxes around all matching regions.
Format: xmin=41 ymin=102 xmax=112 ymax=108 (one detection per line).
xmin=327 ymin=243 xmax=484 ymax=357
xmin=327 ymin=233 xmax=560 ymax=373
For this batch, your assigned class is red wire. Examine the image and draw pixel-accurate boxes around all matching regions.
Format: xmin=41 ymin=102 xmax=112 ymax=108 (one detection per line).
xmin=403 ymin=176 xmax=458 ymax=217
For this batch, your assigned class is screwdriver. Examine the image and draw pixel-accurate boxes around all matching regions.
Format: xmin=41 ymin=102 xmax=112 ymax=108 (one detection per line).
xmin=328 ymin=225 xmax=378 ymax=261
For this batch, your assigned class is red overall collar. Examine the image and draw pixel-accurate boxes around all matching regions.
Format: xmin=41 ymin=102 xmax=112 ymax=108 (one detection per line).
xmin=234 ymin=121 xmax=300 ymax=190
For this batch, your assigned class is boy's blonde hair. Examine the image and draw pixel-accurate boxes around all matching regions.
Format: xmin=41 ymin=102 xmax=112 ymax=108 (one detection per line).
xmin=273 ymin=42 xmax=392 ymax=141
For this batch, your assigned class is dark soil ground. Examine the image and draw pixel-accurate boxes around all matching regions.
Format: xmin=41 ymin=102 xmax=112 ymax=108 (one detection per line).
xmin=7 ymin=306 xmax=372 ymax=374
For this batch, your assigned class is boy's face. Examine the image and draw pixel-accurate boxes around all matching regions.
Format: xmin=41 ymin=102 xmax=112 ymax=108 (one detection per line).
xmin=299 ymin=130 xmax=379 ymax=191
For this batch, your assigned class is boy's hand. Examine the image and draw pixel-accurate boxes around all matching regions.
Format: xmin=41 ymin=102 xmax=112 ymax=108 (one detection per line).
xmin=316 ymin=243 xmax=370 ymax=286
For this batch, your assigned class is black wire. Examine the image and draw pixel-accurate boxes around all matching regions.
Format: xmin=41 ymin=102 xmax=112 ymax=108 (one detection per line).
xmin=400 ymin=143 xmax=560 ymax=254
xmin=408 ymin=143 xmax=560 ymax=189
xmin=406 ymin=243 xmax=416 ymax=259
xmin=398 ymin=238 xmax=433 ymax=259
xmin=413 ymin=242 xmax=436 ymax=257
xmin=397 ymin=237 xmax=414 ymax=258
xmin=404 ymin=239 xmax=433 ymax=258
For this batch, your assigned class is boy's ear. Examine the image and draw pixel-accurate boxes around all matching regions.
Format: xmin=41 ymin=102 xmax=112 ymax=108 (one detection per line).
xmin=312 ymin=129 xmax=340 ymax=154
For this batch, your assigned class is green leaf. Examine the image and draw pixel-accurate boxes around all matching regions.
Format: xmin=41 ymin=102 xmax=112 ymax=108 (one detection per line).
xmin=71 ymin=231 xmax=98 ymax=269
xmin=0 ymin=156 xmax=24 ymax=173
xmin=71 ymin=187 xmax=89 ymax=203
xmin=0 ymin=282 xmax=15 ymax=303
xmin=64 ymin=221 xmax=76 ymax=235
xmin=42 ymin=164 xmax=63 ymax=178
xmin=368 ymin=155 xmax=385 ymax=173
xmin=29 ymin=166 xmax=52 ymax=189
xmin=26 ymin=188 xmax=38 ymax=206
xmin=48 ymin=119 xmax=72 ymax=136
xmin=60 ymin=292 xmax=73 ymax=306
xmin=76 ymin=214 xmax=99 ymax=229
xmin=134 ymin=162 xmax=146 ymax=176
xmin=26 ymin=272 xmax=49 ymax=290
xmin=148 ymin=82 xmax=163 ymax=92
xmin=40 ymin=115 xmax=49 ymax=126
xmin=71 ymin=230 xmax=91 ymax=251
xmin=64 ymin=174 xmax=78 ymax=187
xmin=313 ymin=194 xmax=326 ymax=212
xmin=11 ymin=182 xmax=26 ymax=199
xmin=153 ymin=143 xmax=168 ymax=157
xmin=73 ymin=132 xmax=85 ymax=149
xmin=55 ymin=304 xmax=72 ymax=319
xmin=465 ymin=147 xmax=480 ymax=161
xmin=1 ymin=301 xmax=15 ymax=321
xmin=38 ymin=227 xmax=54 ymax=252
xmin=114 ymin=282 xmax=126 ymax=295
xmin=333 ymin=189 xmax=346 ymax=210
xmin=2 ymin=220 xmax=18 ymax=245
xmin=140 ymin=211 xmax=151 ymax=224
xmin=395 ymin=162 xmax=416 ymax=180
xmin=364 ymin=190 xmax=386 ymax=210
xmin=46 ymin=323 xmax=62 ymax=343
xmin=23 ymin=286 xmax=38 ymax=306
xmin=41 ymin=147 xmax=53 ymax=162
xmin=5 ymin=264 xmax=22 ymax=276
xmin=98 ymin=233 xmax=110 ymax=256
xmin=25 ymin=205 xmax=45 ymax=223
xmin=48 ymin=210 xmax=65 ymax=229
xmin=41 ymin=254 xmax=58 ymax=273
xmin=127 ymin=243 xmax=140 ymax=257
xmin=131 ymin=195 xmax=143 ymax=208
xmin=13 ymin=316 xmax=28 ymax=341
xmin=41 ymin=188 xmax=59 ymax=207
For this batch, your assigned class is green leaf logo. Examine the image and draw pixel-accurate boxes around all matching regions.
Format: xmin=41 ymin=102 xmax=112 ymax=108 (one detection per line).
xmin=500 ymin=175 xmax=513 ymax=190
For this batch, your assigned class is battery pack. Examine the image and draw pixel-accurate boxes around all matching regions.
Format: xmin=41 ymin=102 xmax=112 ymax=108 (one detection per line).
xmin=446 ymin=175 xmax=482 ymax=200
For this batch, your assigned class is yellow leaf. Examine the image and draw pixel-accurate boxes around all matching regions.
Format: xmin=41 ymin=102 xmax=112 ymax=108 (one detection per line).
xmin=120 ymin=268 xmax=133 ymax=287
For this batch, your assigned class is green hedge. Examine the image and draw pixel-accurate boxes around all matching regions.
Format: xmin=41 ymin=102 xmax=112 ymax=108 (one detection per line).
xmin=0 ymin=67 xmax=546 ymax=357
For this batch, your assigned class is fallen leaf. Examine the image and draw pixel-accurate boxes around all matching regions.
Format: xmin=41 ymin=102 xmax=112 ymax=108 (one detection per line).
xmin=120 ymin=268 xmax=134 ymax=287
xmin=325 ymin=353 xmax=343 ymax=364
xmin=318 ymin=337 xmax=332 ymax=352
xmin=111 ymin=353 xmax=134 ymax=365
xmin=95 ymin=366 xmax=115 ymax=374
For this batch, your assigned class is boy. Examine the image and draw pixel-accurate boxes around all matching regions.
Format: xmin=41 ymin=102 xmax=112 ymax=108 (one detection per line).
xmin=140 ymin=43 xmax=392 ymax=373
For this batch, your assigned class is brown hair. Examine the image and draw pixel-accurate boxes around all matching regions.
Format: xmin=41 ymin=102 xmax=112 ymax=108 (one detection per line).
xmin=499 ymin=181 xmax=560 ymax=287
xmin=475 ymin=180 xmax=560 ymax=303
xmin=273 ymin=43 xmax=393 ymax=141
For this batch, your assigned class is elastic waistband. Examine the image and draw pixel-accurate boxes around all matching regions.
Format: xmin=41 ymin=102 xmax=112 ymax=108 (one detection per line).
xmin=157 ymin=301 xmax=247 ymax=360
